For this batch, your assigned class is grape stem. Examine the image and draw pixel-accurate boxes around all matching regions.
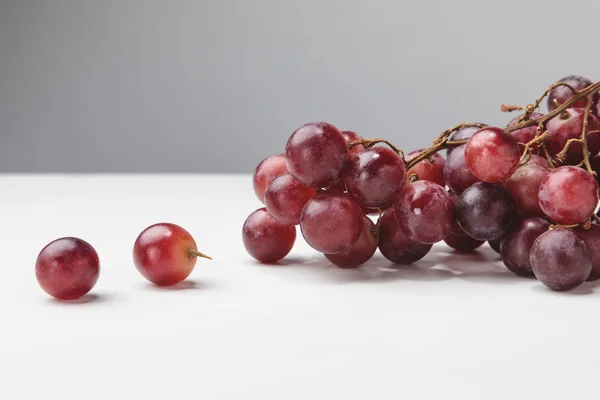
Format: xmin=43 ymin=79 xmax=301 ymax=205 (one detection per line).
xmin=349 ymin=139 xmax=405 ymax=159
xmin=518 ymin=131 xmax=550 ymax=166
xmin=188 ymin=249 xmax=213 ymax=260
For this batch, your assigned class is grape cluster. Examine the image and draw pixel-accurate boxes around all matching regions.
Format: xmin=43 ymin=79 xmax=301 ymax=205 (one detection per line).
xmin=243 ymin=75 xmax=600 ymax=292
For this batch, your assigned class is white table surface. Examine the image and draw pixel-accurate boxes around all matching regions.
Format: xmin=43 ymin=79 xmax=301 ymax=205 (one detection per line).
xmin=1 ymin=174 xmax=599 ymax=400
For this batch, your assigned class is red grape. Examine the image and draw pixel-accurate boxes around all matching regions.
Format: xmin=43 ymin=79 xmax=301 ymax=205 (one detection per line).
xmin=134 ymin=223 xmax=211 ymax=286
xmin=444 ymin=191 xmax=484 ymax=252
xmin=504 ymin=164 xmax=549 ymax=217
xmin=378 ymin=209 xmax=432 ymax=264
xmin=35 ymin=237 xmax=100 ymax=300
xmin=345 ymin=147 xmax=407 ymax=208
xmin=342 ymin=130 xmax=365 ymax=155
xmin=530 ymin=228 xmax=592 ymax=291
xmin=547 ymin=75 xmax=598 ymax=112
xmin=447 ymin=124 xmax=487 ymax=155
xmin=300 ymin=191 xmax=363 ymax=254
xmin=538 ymin=166 xmax=598 ymax=224
xmin=394 ymin=180 xmax=455 ymax=244
xmin=325 ymin=216 xmax=378 ymax=268
xmin=443 ymin=144 xmax=481 ymax=194
xmin=457 ymin=182 xmax=516 ymax=240
xmin=575 ymin=224 xmax=600 ymax=281
xmin=264 ymin=173 xmax=316 ymax=225
xmin=253 ymin=154 xmax=288 ymax=203
xmin=242 ymin=209 xmax=296 ymax=263
xmin=405 ymin=149 xmax=446 ymax=186
xmin=545 ymin=108 xmax=600 ymax=164
xmin=465 ymin=127 xmax=520 ymax=183
xmin=507 ymin=112 xmax=544 ymax=153
xmin=526 ymin=154 xmax=551 ymax=168
xmin=285 ymin=122 xmax=349 ymax=188
xmin=500 ymin=217 xmax=550 ymax=277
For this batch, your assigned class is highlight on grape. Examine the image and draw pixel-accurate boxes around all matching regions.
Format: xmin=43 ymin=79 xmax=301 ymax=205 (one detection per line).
xmin=244 ymin=75 xmax=600 ymax=292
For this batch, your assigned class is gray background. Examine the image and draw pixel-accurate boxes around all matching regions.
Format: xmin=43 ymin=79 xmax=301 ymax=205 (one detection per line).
xmin=1 ymin=0 xmax=598 ymax=173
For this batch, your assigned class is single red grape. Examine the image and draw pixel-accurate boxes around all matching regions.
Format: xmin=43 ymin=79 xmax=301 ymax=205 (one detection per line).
xmin=134 ymin=223 xmax=211 ymax=286
xmin=242 ymin=209 xmax=296 ymax=263
xmin=405 ymin=149 xmax=446 ymax=186
xmin=342 ymin=130 xmax=365 ymax=155
xmin=394 ymin=180 xmax=455 ymax=244
xmin=526 ymin=154 xmax=551 ymax=168
xmin=345 ymin=146 xmax=407 ymax=208
xmin=443 ymin=144 xmax=480 ymax=194
xmin=457 ymin=182 xmax=516 ymax=241
xmin=325 ymin=216 xmax=378 ymax=268
xmin=504 ymin=164 xmax=549 ymax=217
xmin=500 ymin=217 xmax=550 ymax=277
xmin=538 ymin=166 xmax=599 ymax=225
xmin=447 ymin=124 xmax=487 ymax=155
xmin=530 ymin=228 xmax=592 ymax=291
xmin=465 ymin=127 xmax=520 ymax=183
xmin=547 ymin=75 xmax=598 ymax=112
xmin=252 ymin=154 xmax=288 ymax=203
xmin=285 ymin=122 xmax=349 ymax=188
xmin=264 ymin=173 xmax=316 ymax=225
xmin=545 ymin=108 xmax=600 ymax=164
xmin=378 ymin=209 xmax=432 ymax=264
xmin=507 ymin=112 xmax=545 ymax=153
xmin=35 ymin=237 xmax=100 ymax=300
xmin=575 ymin=224 xmax=600 ymax=281
xmin=443 ymin=191 xmax=484 ymax=252
xmin=300 ymin=191 xmax=363 ymax=254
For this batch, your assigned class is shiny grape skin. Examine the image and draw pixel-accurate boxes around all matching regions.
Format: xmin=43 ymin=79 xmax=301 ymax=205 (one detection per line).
xmin=242 ymin=208 xmax=296 ymax=263
xmin=285 ymin=122 xmax=350 ymax=188
xmin=264 ymin=173 xmax=317 ymax=225
xmin=345 ymin=147 xmax=407 ymax=208
xmin=443 ymin=191 xmax=484 ymax=252
xmin=325 ymin=216 xmax=378 ymax=268
xmin=500 ymin=217 xmax=550 ymax=277
xmin=575 ymin=224 xmax=600 ymax=281
xmin=378 ymin=209 xmax=432 ymax=264
xmin=342 ymin=130 xmax=365 ymax=155
xmin=405 ymin=149 xmax=446 ymax=186
xmin=394 ymin=180 xmax=455 ymax=244
xmin=443 ymin=144 xmax=481 ymax=194
xmin=527 ymin=154 xmax=551 ymax=169
xmin=35 ymin=237 xmax=100 ymax=300
xmin=252 ymin=154 xmax=288 ymax=203
xmin=300 ymin=191 xmax=363 ymax=254
xmin=545 ymin=109 xmax=600 ymax=164
xmin=133 ymin=223 xmax=202 ymax=286
xmin=547 ymin=75 xmax=598 ymax=112
xmin=465 ymin=127 xmax=520 ymax=183
xmin=507 ymin=112 xmax=545 ymax=153
xmin=530 ymin=229 xmax=592 ymax=291
xmin=457 ymin=182 xmax=517 ymax=241
xmin=447 ymin=124 xmax=487 ymax=155
xmin=504 ymin=164 xmax=549 ymax=217
xmin=538 ymin=166 xmax=599 ymax=225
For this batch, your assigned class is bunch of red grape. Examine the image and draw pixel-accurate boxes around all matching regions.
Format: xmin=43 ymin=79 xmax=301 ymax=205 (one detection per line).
xmin=243 ymin=75 xmax=600 ymax=292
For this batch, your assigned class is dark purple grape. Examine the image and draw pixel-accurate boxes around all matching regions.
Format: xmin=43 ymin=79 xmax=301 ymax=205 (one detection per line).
xmin=443 ymin=144 xmax=481 ymax=194
xmin=500 ymin=217 xmax=550 ymax=277
xmin=457 ymin=182 xmax=516 ymax=241
xmin=575 ymin=224 xmax=600 ymax=281
xmin=300 ymin=191 xmax=363 ymax=254
xmin=444 ymin=191 xmax=484 ymax=252
xmin=285 ymin=122 xmax=349 ymax=188
xmin=504 ymin=164 xmax=549 ymax=218
xmin=378 ymin=209 xmax=432 ymax=264
xmin=547 ymin=75 xmax=598 ymax=112
xmin=538 ymin=166 xmax=598 ymax=225
xmin=488 ymin=236 xmax=505 ymax=254
xmin=530 ymin=229 xmax=592 ymax=291
xmin=345 ymin=147 xmax=406 ymax=208
xmin=394 ymin=181 xmax=455 ymax=244
xmin=325 ymin=216 xmax=378 ymax=268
